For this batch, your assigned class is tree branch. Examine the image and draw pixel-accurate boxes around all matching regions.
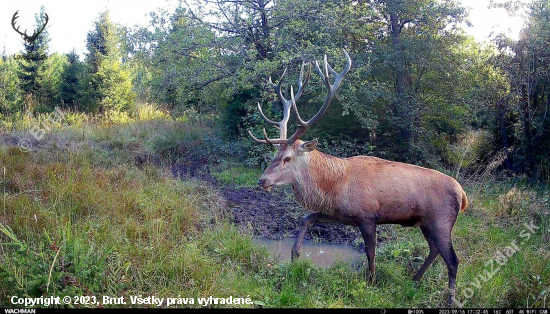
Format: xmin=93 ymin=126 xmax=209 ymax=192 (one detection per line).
xmin=399 ymin=19 xmax=411 ymax=33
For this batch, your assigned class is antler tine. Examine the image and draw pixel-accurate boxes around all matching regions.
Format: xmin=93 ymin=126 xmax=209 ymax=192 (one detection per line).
xmin=326 ymin=59 xmax=338 ymax=78
xmin=314 ymin=55 xmax=330 ymax=89
xmin=290 ymin=85 xmax=308 ymax=127
xmin=289 ymin=62 xmax=312 ymax=127
xmin=294 ymin=62 xmax=311 ymax=99
xmin=287 ymin=49 xmax=352 ymax=144
xmin=262 ymin=128 xmax=272 ymax=145
xmin=248 ymin=128 xmax=290 ymax=145
xmin=307 ymin=49 xmax=351 ymax=126
xmin=263 ymin=128 xmax=289 ymax=146
xmin=257 ymin=102 xmax=279 ymax=127
xmin=269 ymin=67 xmax=287 ymax=97
xmin=248 ymin=130 xmax=269 ymax=144
xmin=269 ymin=63 xmax=310 ymax=103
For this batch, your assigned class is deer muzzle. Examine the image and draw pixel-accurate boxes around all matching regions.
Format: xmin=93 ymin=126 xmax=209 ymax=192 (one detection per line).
xmin=258 ymin=177 xmax=274 ymax=190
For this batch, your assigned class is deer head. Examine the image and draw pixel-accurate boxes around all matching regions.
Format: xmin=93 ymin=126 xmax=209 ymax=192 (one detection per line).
xmin=249 ymin=50 xmax=351 ymax=190
xmin=12 ymin=11 xmax=49 ymax=44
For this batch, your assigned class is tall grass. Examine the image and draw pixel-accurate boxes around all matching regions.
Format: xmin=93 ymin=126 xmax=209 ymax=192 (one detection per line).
xmin=0 ymin=107 xmax=549 ymax=308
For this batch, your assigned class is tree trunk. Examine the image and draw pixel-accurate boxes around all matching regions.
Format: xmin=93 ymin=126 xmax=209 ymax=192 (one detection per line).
xmin=389 ymin=10 xmax=411 ymax=147
xmin=522 ymin=85 xmax=535 ymax=173
xmin=497 ymin=97 xmax=516 ymax=172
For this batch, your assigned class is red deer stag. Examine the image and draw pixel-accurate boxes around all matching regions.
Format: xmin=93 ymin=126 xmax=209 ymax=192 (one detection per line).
xmin=249 ymin=50 xmax=468 ymax=306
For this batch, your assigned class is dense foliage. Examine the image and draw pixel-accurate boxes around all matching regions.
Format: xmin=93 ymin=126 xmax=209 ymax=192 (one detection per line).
xmin=1 ymin=1 xmax=550 ymax=179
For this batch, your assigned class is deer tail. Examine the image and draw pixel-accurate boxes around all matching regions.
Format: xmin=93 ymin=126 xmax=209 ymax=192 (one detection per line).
xmin=460 ymin=190 xmax=468 ymax=213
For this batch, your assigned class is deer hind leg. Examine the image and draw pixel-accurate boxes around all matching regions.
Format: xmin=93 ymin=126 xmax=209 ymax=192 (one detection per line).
xmin=359 ymin=220 xmax=377 ymax=283
xmin=431 ymin=223 xmax=460 ymax=307
xmin=413 ymin=225 xmax=440 ymax=281
xmin=291 ymin=212 xmax=335 ymax=261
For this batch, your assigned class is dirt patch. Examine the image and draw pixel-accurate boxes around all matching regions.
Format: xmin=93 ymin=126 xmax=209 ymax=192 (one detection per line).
xmin=172 ymin=162 xmax=364 ymax=250
xmin=225 ymin=186 xmax=362 ymax=245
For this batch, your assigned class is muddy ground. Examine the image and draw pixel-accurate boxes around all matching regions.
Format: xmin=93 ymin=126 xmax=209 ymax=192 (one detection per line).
xmin=172 ymin=161 xmax=365 ymax=250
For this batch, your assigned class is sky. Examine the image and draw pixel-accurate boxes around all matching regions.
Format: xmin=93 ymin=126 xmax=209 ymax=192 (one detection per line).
xmin=0 ymin=0 xmax=531 ymax=57
xmin=460 ymin=0 xmax=529 ymax=41
xmin=0 ymin=0 xmax=179 ymax=56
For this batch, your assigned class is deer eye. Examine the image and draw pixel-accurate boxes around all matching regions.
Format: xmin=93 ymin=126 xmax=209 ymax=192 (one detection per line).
xmin=283 ymin=156 xmax=292 ymax=163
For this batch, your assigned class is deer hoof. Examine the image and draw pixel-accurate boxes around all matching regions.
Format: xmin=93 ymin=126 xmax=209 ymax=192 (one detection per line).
xmin=447 ymin=290 xmax=457 ymax=307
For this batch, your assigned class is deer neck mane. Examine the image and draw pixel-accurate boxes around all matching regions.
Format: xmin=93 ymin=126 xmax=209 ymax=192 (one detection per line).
xmin=291 ymin=150 xmax=348 ymax=213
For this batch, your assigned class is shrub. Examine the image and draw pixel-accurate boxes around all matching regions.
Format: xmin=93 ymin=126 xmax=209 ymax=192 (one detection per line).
xmin=497 ymin=187 xmax=530 ymax=217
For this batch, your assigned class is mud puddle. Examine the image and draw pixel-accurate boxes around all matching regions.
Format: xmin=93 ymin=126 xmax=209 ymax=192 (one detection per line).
xmin=255 ymin=237 xmax=363 ymax=268
xmin=172 ymin=161 xmax=365 ymax=250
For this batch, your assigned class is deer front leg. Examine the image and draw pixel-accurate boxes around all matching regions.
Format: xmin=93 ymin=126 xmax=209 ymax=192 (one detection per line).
xmin=291 ymin=212 xmax=335 ymax=261
xmin=359 ymin=220 xmax=377 ymax=283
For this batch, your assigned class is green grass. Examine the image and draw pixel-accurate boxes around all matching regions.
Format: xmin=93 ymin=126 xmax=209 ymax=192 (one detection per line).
xmin=211 ymin=160 xmax=262 ymax=188
xmin=0 ymin=111 xmax=549 ymax=308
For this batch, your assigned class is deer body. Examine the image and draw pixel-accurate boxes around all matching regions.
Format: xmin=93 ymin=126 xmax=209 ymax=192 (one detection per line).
xmin=290 ymin=146 xmax=467 ymax=225
xmin=249 ymin=51 xmax=466 ymax=306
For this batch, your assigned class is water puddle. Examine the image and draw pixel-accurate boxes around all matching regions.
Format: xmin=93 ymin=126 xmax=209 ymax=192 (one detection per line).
xmin=254 ymin=237 xmax=364 ymax=268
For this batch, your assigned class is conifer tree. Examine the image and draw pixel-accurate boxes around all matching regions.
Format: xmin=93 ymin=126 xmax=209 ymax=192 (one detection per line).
xmin=60 ymin=49 xmax=85 ymax=109
xmin=83 ymin=10 xmax=135 ymax=113
xmin=17 ymin=6 xmax=50 ymax=101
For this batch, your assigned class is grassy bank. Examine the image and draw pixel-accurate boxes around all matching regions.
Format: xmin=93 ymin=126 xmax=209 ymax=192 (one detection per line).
xmin=0 ymin=110 xmax=549 ymax=308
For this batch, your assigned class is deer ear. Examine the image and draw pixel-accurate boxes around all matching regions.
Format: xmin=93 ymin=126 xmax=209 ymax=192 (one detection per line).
xmin=299 ymin=139 xmax=318 ymax=152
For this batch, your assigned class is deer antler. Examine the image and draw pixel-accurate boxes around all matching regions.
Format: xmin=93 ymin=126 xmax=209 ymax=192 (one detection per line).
xmin=249 ymin=62 xmax=311 ymax=145
xmin=12 ymin=11 xmax=49 ymax=43
xmin=249 ymin=49 xmax=351 ymax=146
